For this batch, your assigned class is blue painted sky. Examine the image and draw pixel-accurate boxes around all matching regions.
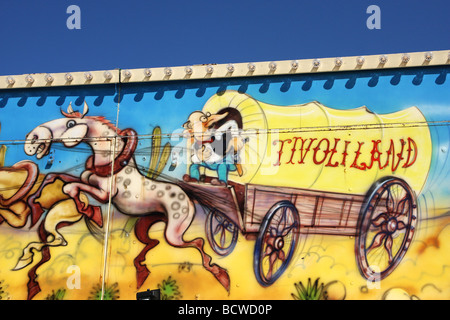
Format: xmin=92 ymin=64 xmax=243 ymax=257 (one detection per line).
xmin=0 ymin=0 xmax=449 ymax=76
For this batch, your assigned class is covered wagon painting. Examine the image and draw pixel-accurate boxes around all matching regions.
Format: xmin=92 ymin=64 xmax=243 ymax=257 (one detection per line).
xmin=178 ymin=90 xmax=431 ymax=286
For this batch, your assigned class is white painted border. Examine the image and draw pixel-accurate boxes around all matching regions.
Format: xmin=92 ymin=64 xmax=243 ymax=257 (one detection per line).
xmin=0 ymin=50 xmax=448 ymax=90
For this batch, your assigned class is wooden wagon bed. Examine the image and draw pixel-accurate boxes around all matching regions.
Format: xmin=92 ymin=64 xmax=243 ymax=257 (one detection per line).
xmin=244 ymin=184 xmax=366 ymax=236
xmin=178 ymin=178 xmax=366 ymax=237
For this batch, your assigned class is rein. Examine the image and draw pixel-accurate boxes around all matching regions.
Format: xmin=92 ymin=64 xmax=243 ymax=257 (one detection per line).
xmin=85 ymin=128 xmax=138 ymax=177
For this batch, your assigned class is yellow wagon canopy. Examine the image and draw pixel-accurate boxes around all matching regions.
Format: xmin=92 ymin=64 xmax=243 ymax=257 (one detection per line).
xmin=201 ymin=91 xmax=431 ymax=196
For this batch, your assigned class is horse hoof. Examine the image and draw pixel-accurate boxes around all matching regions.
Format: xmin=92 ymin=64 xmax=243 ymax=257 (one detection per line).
xmin=136 ymin=267 xmax=150 ymax=289
xmin=13 ymin=256 xmax=34 ymax=271
xmin=212 ymin=264 xmax=230 ymax=292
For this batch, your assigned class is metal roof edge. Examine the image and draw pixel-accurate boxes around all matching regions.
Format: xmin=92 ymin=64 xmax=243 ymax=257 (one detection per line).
xmin=0 ymin=50 xmax=448 ymax=90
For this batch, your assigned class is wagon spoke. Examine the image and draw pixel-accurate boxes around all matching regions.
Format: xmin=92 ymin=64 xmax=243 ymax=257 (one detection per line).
xmin=213 ymin=222 xmax=224 ymax=236
xmin=280 ymin=221 xmax=297 ymax=237
xmin=262 ymin=232 xmax=287 ymax=280
xmin=396 ymin=221 xmax=406 ymax=230
xmin=278 ymin=207 xmax=287 ymax=231
xmin=263 ymin=241 xmax=274 ymax=257
xmin=266 ymin=248 xmax=287 ymax=280
xmin=269 ymin=226 xmax=278 ymax=238
xmin=212 ymin=218 xmax=229 ymax=248
xmin=206 ymin=210 xmax=238 ymax=256
xmin=367 ymin=232 xmax=387 ymax=253
xmin=271 ymin=208 xmax=295 ymax=236
xmin=214 ymin=213 xmax=223 ymax=223
xmin=384 ymin=235 xmax=394 ymax=264
xmin=278 ymin=248 xmax=286 ymax=262
xmin=220 ymin=227 xmax=227 ymax=247
xmin=371 ymin=212 xmax=388 ymax=227
xmin=385 ymin=188 xmax=395 ymax=213
xmin=266 ymin=252 xmax=278 ymax=280
xmin=394 ymin=195 xmax=410 ymax=218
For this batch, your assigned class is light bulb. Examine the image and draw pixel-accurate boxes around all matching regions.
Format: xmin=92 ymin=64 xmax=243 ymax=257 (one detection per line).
xmin=291 ymin=60 xmax=299 ymax=70
xmin=401 ymin=53 xmax=410 ymax=63
xmin=205 ymin=65 xmax=214 ymax=74
xmin=44 ymin=74 xmax=54 ymax=83
xmin=185 ymin=66 xmax=193 ymax=75
xmin=104 ymin=71 xmax=113 ymax=80
xmin=144 ymin=68 xmax=152 ymax=77
xmin=247 ymin=63 xmax=256 ymax=72
xmin=356 ymin=56 xmax=365 ymax=66
xmin=164 ymin=67 xmax=172 ymax=76
xmin=5 ymin=76 xmax=15 ymax=85
xmin=226 ymin=64 xmax=235 ymax=73
xmin=65 ymin=73 xmax=73 ymax=82
xmin=379 ymin=55 xmax=388 ymax=64
xmin=25 ymin=75 xmax=34 ymax=84
xmin=84 ymin=72 xmax=93 ymax=81
xmin=312 ymin=59 xmax=320 ymax=68
xmin=334 ymin=57 xmax=343 ymax=67
xmin=268 ymin=62 xmax=277 ymax=71
xmin=424 ymin=52 xmax=433 ymax=62
xmin=123 ymin=70 xmax=132 ymax=78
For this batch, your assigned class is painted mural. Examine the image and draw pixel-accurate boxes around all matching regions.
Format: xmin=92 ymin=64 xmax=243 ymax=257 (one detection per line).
xmin=0 ymin=65 xmax=448 ymax=300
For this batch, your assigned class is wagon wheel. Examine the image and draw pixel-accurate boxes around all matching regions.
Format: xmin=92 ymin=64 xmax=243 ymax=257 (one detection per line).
xmin=205 ymin=208 xmax=238 ymax=256
xmin=356 ymin=177 xmax=417 ymax=281
xmin=254 ymin=200 xmax=300 ymax=286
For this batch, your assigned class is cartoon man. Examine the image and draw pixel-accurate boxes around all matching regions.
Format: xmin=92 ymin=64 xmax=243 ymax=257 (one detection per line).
xmin=182 ymin=108 xmax=245 ymax=186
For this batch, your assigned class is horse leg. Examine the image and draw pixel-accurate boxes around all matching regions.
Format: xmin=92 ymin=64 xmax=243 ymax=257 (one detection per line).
xmin=164 ymin=199 xmax=230 ymax=292
xmin=133 ymin=213 xmax=167 ymax=289
xmin=42 ymin=199 xmax=84 ymax=247
xmin=27 ymin=173 xmax=79 ymax=227
xmin=26 ymin=221 xmax=50 ymax=300
xmin=15 ymin=199 xmax=83 ymax=270
xmin=0 ymin=200 xmax=30 ymax=228
xmin=14 ymin=199 xmax=83 ymax=300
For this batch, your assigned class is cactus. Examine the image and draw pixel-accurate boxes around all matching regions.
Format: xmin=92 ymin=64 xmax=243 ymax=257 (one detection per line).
xmin=291 ymin=278 xmax=325 ymax=300
xmin=147 ymin=126 xmax=171 ymax=179
xmin=0 ymin=145 xmax=7 ymax=167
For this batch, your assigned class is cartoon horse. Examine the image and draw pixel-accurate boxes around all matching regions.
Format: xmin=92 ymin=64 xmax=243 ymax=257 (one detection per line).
xmin=23 ymin=102 xmax=230 ymax=293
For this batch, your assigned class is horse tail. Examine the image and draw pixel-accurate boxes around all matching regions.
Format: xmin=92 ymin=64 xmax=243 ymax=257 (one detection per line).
xmin=84 ymin=216 xmax=104 ymax=243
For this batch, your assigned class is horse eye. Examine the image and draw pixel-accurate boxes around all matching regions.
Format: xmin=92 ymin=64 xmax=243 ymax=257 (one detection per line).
xmin=66 ymin=120 xmax=76 ymax=128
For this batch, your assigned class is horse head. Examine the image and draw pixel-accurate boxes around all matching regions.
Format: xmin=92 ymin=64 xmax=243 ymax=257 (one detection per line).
xmin=24 ymin=102 xmax=90 ymax=159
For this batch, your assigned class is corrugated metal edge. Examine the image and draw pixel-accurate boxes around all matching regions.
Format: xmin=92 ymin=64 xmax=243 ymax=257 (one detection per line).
xmin=0 ymin=50 xmax=448 ymax=90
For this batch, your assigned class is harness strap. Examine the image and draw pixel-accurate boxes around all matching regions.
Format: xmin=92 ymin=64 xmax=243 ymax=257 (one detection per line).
xmin=85 ymin=128 xmax=138 ymax=177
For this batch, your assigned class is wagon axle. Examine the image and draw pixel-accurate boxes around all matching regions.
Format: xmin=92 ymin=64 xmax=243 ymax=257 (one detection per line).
xmin=273 ymin=237 xmax=284 ymax=251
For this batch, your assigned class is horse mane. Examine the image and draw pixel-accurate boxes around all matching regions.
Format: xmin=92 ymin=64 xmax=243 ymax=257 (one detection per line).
xmin=86 ymin=115 xmax=122 ymax=134
xmin=61 ymin=109 xmax=122 ymax=135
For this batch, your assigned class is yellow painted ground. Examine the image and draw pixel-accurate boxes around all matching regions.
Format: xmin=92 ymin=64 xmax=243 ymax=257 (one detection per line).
xmin=0 ymin=206 xmax=448 ymax=300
